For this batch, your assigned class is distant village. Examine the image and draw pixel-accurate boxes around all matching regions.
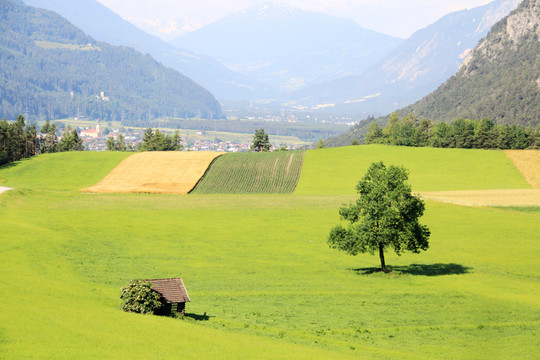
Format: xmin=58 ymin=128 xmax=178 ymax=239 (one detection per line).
xmin=78 ymin=124 xmax=294 ymax=152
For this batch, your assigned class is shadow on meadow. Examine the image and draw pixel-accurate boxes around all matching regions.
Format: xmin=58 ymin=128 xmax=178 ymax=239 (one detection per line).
xmin=184 ymin=312 xmax=212 ymax=321
xmin=0 ymin=160 xmax=20 ymax=171
xmin=353 ymin=263 xmax=472 ymax=276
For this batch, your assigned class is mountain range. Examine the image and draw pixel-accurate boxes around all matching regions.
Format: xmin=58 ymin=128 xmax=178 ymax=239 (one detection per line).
xmin=325 ymin=0 xmax=539 ymax=147
xmin=12 ymin=0 xmax=530 ymax=125
xmin=0 ymin=0 xmax=223 ymax=121
xmin=171 ymin=3 xmax=403 ymax=92
xmin=23 ymin=0 xmax=266 ymax=101
xmin=291 ymin=0 xmax=521 ymax=115
xmin=23 ymin=0 xmax=521 ymax=117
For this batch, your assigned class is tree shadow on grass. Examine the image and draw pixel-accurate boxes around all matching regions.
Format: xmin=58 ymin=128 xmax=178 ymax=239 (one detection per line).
xmin=352 ymin=263 xmax=472 ymax=276
xmin=0 ymin=156 xmax=34 ymax=171
xmin=184 ymin=312 xmax=213 ymax=321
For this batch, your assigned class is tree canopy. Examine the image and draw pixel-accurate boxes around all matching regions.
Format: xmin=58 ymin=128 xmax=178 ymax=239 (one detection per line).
xmin=57 ymin=126 xmax=84 ymax=152
xmin=328 ymin=162 xmax=430 ymax=272
xmin=251 ymin=128 xmax=271 ymax=152
xmin=363 ymin=114 xmax=539 ymax=150
xmin=139 ymin=128 xmax=182 ymax=151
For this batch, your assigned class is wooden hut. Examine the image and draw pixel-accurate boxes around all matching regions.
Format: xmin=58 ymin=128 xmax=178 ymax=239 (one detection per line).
xmin=146 ymin=277 xmax=191 ymax=316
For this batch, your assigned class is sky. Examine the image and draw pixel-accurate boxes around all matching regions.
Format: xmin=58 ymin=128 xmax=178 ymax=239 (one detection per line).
xmin=96 ymin=0 xmax=495 ymax=39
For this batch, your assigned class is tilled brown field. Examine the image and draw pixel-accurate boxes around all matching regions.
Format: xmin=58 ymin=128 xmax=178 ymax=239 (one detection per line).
xmin=505 ymin=150 xmax=540 ymax=188
xmin=81 ymin=151 xmax=223 ymax=194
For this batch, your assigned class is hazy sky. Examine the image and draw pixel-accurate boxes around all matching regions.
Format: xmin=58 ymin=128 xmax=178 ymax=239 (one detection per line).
xmin=96 ymin=0 xmax=494 ymax=38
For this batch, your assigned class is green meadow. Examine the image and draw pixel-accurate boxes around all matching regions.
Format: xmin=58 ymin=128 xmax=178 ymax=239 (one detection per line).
xmin=296 ymin=145 xmax=530 ymax=194
xmin=0 ymin=146 xmax=538 ymax=359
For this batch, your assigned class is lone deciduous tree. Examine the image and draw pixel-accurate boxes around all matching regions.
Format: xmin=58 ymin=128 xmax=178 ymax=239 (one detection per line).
xmin=328 ymin=161 xmax=430 ymax=272
xmin=251 ymin=128 xmax=271 ymax=152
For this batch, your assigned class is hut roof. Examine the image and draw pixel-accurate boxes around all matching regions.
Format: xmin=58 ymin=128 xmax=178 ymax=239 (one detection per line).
xmin=147 ymin=277 xmax=191 ymax=303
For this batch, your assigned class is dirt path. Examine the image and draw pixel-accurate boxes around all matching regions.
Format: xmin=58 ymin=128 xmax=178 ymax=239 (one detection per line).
xmin=0 ymin=186 xmax=13 ymax=195
xmin=419 ymin=189 xmax=540 ymax=207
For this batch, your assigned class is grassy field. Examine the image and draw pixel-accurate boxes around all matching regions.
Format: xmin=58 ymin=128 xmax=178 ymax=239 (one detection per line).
xmin=0 ymin=147 xmax=538 ymax=359
xmin=296 ymin=145 xmax=530 ymax=195
xmin=192 ymin=151 xmax=304 ymax=194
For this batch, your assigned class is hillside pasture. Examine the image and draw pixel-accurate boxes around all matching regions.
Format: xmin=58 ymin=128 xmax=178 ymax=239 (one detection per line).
xmin=191 ymin=151 xmax=304 ymax=194
xmin=0 ymin=147 xmax=538 ymax=359
xmin=296 ymin=145 xmax=530 ymax=195
xmin=82 ymin=151 xmax=223 ymax=194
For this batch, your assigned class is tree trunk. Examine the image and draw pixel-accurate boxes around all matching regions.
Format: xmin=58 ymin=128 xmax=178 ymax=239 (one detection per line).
xmin=379 ymin=242 xmax=388 ymax=272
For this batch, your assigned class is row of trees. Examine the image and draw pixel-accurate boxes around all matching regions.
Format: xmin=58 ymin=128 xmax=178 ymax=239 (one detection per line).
xmin=365 ymin=113 xmax=539 ymax=149
xmin=139 ymin=128 xmax=182 ymax=151
xmin=107 ymin=128 xmax=183 ymax=152
xmin=0 ymin=116 xmax=83 ymax=166
xmin=1 ymin=116 xmax=184 ymax=166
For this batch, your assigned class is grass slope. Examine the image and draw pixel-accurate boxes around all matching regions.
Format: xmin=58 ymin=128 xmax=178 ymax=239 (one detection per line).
xmin=0 ymin=151 xmax=132 ymax=191
xmin=296 ymin=145 xmax=530 ymax=195
xmin=0 ymin=148 xmax=538 ymax=359
xmin=192 ymin=151 xmax=304 ymax=194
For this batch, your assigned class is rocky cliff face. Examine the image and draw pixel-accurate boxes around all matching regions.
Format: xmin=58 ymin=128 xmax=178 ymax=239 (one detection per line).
xmin=404 ymin=0 xmax=539 ymax=126
xmin=293 ymin=0 xmax=521 ymax=115
xmin=461 ymin=0 xmax=540 ymax=72
xmin=326 ymin=0 xmax=539 ymax=147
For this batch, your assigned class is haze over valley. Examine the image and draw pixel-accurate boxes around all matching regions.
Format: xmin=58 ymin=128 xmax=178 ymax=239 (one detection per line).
xmin=18 ymin=0 xmax=524 ymax=119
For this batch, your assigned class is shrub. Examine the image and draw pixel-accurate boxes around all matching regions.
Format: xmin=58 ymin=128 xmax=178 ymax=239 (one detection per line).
xmin=120 ymin=279 xmax=162 ymax=314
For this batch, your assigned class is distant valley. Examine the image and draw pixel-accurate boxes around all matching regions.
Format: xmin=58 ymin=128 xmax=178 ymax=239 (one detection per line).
xmin=20 ymin=0 xmax=522 ymax=120
xmin=1 ymin=0 xmax=536 ymax=144
xmin=171 ymin=3 xmax=403 ymax=92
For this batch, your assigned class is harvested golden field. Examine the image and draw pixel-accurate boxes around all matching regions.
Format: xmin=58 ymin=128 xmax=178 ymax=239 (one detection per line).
xmin=419 ymin=189 xmax=540 ymax=207
xmin=82 ymin=151 xmax=223 ymax=194
xmin=505 ymin=150 xmax=540 ymax=188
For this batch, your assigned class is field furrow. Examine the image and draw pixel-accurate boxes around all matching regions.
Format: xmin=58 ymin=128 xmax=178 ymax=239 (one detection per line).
xmin=191 ymin=151 xmax=305 ymax=194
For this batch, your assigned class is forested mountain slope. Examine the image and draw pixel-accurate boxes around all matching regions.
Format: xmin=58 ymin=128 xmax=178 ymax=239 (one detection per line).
xmin=0 ymin=0 xmax=223 ymax=121
xmin=326 ymin=0 xmax=538 ymax=147
xmin=23 ymin=0 xmax=265 ymax=102
xmin=405 ymin=0 xmax=539 ymax=126
xmin=294 ymin=0 xmax=520 ymax=115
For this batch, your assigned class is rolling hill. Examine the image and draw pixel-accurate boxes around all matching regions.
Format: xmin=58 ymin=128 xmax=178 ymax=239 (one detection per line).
xmin=0 ymin=147 xmax=538 ymax=359
xmin=0 ymin=0 xmax=223 ymax=121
